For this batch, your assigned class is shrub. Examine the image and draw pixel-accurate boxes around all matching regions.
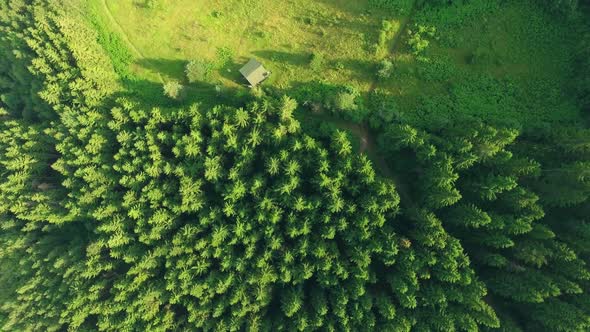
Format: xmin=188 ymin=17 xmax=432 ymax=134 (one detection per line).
xmin=334 ymin=61 xmax=345 ymax=71
xmin=163 ymin=81 xmax=185 ymax=100
xmin=249 ymin=86 xmax=265 ymax=99
xmin=368 ymin=89 xmax=398 ymax=129
xmin=333 ymin=86 xmax=360 ymax=112
xmin=377 ymin=59 xmax=394 ymax=79
xmin=143 ymin=0 xmax=162 ymax=9
xmin=368 ymin=0 xmax=414 ymax=14
xmin=303 ymin=16 xmax=317 ymax=25
xmin=374 ymin=20 xmax=399 ymax=57
xmin=378 ymin=21 xmax=392 ymax=46
xmin=407 ymin=25 xmax=436 ymax=56
xmin=186 ymin=59 xmax=214 ymax=83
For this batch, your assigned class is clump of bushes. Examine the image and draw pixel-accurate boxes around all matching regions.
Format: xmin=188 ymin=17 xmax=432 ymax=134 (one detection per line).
xmin=329 ymin=85 xmax=370 ymax=123
xmin=141 ymin=0 xmax=162 ymax=9
xmin=292 ymin=81 xmax=367 ymax=122
xmin=368 ymin=0 xmax=414 ymax=14
xmin=374 ymin=20 xmax=399 ymax=57
xmin=407 ymin=25 xmax=436 ymax=56
xmin=334 ymin=61 xmax=345 ymax=71
xmin=185 ymin=59 xmax=214 ymax=83
xmin=377 ymin=59 xmax=394 ymax=79
xmin=185 ymin=47 xmax=234 ymax=84
xmin=368 ymin=89 xmax=399 ymax=129
xmin=302 ymin=15 xmax=318 ymax=26
xmin=163 ymin=81 xmax=185 ymax=100
xmin=333 ymin=86 xmax=360 ymax=112
xmin=215 ymin=46 xmax=234 ymax=68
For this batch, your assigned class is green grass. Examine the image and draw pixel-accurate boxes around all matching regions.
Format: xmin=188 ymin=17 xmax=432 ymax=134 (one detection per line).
xmin=86 ymin=0 xmax=582 ymax=131
xmin=90 ymin=0 xmax=405 ymax=93
xmin=375 ymin=0 xmax=582 ymax=129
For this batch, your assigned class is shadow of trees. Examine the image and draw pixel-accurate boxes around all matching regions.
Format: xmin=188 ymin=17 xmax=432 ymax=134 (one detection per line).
xmin=135 ymin=58 xmax=186 ymax=81
xmin=116 ymin=57 xmax=255 ymax=110
xmin=136 ymin=57 xmax=255 ymax=86
xmin=217 ymin=57 xmax=249 ymax=84
xmin=128 ymin=50 xmax=380 ymax=111
xmin=117 ymin=75 xmax=255 ymax=110
xmin=253 ymin=50 xmax=310 ymax=67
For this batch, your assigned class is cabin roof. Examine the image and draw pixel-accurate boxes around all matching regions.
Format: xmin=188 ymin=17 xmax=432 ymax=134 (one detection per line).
xmin=239 ymin=58 xmax=270 ymax=86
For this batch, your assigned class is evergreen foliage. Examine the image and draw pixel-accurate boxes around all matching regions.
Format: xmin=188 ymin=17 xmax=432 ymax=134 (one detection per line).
xmin=376 ymin=120 xmax=590 ymax=331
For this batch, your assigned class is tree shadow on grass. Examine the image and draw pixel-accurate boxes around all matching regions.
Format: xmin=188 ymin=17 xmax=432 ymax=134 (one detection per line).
xmin=135 ymin=58 xmax=187 ymax=82
xmin=218 ymin=56 xmax=251 ymax=85
xmin=315 ymin=0 xmax=411 ymax=19
xmin=252 ymin=50 xmax=310 ymax=67
xmin=116 ymin=75 xmax=253 ymax=111
xmin=252 ymin=50 xmax=378 ymax=84
xmin=138 ymin=57 xmax=258 ymax=87
xmin=120 ymin=77 xmax=170 ymax=107
xmin=335 ymin=58 xmax=378 ymax=83
xmin=126 ymin=55 xmax=376 ymax=111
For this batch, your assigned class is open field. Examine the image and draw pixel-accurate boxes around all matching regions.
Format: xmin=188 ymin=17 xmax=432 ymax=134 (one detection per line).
xmin=88 ymin=0 xmax=583 ymax=129
xmin=90 ymin=0 xmax=403 ymax=92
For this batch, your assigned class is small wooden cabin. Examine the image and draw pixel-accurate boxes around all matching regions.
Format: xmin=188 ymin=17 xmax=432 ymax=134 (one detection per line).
xmin=239 ymin=58 xmax=270 ymax=87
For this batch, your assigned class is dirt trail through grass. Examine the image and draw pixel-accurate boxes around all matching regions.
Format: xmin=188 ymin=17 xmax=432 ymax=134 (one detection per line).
xmin=360 ymin=1 xmax=419 ymax=145
xmin=100 ymin=0 xmax=142 ymax=58
xmin=100 ymin=0 xmax=164 ymax=83
xmin=347 ymin=2 xmax=419 ymax=205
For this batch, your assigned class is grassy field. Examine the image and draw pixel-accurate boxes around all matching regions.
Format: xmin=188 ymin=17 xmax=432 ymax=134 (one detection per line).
xmin=89 ymin=0 xmax=404 ymax=93
xmin=87 ymin=0 xmax=582 ymax=130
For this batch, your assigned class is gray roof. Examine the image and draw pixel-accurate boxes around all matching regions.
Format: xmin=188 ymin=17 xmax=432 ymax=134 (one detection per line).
xmin=239 ymin=58 xmax=270 ymax=86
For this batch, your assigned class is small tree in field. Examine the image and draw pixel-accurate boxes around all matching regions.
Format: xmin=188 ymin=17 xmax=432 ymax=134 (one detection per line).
xmin=377 ymin=59 xmax=394 ymax=79
xmin=142 ymin=0 xmax=161 ymax=9
xmin=333 ymin=86 xmax=359 ymax=112
xmin=163 ymin=81 xmax=184 ymax=100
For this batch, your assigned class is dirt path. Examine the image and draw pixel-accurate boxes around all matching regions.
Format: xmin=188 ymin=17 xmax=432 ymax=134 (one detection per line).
xmin=356 ymin=2 xmax=418 ymax=156
xmin=100 ymin=0 xmax=164 ymax=83
xmin=345 ymin=3 xmax=420 ymax=204
xmin=100 ymin=0 xmax=142 ymax=58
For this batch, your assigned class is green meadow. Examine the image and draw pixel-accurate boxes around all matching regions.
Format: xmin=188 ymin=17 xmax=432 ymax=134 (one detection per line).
xmin=90 ymin=0 xmax=403 ymax=91
xmin=87 ymin=0 xmax=583 ymax=130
